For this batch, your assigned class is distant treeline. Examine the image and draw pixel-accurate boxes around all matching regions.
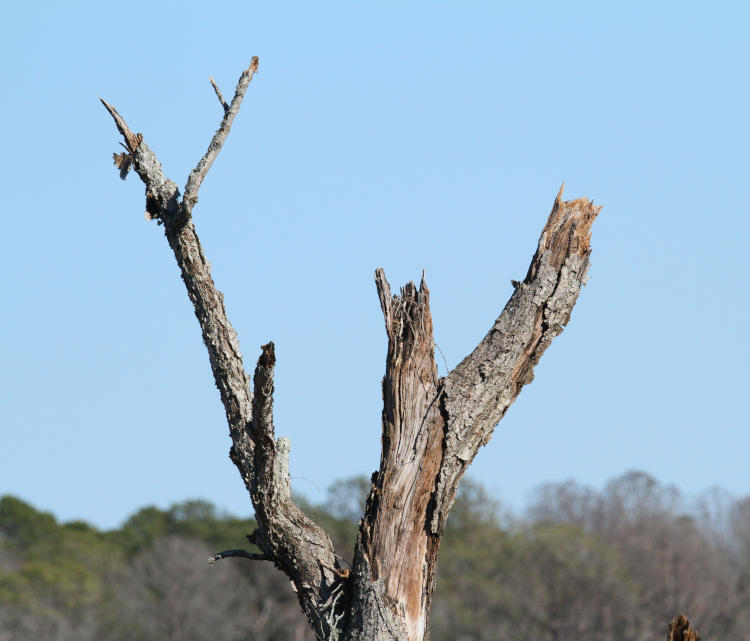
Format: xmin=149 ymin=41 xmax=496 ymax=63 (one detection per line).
xmin=1 ymin=471 xmax=748 ymax=641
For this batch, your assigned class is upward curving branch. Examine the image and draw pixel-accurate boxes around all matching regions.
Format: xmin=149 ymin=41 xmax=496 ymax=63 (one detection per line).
xmin=430 ymin=184 xmax=601 ymax=534
xmin=102 ymin=59 xmax=343 ymax=640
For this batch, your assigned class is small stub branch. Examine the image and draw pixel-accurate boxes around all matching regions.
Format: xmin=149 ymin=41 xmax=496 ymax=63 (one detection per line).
xmin=208 ymin=549 xmax=269 ymax=565
xmin=209 ymin=76 xmax=230 ymax=112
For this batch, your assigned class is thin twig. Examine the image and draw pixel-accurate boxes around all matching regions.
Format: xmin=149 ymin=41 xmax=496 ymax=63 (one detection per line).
xmin=183 ymin=56 xmax=259 ymax=215
xmin=208 ymin=549 xmax=270 ymax=565
xmin=290 ymin=474 xmax=321 ymax=493
xmin=209 ymin=76 xmax=230 ymax=112
xmin=434 ymin=340 xmax=450 ymax=375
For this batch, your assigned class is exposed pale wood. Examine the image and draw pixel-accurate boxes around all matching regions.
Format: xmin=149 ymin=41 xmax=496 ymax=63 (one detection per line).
xmin=356 ymin=270 xmax=443 ymax=641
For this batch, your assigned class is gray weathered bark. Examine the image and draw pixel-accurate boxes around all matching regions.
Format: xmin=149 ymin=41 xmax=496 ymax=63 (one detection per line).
xmin=103 ymin=59 xmax=600 ymax=641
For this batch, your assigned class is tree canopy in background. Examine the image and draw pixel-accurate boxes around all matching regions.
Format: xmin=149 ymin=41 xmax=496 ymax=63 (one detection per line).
xmin=1 ymin=471 xmax=748 ymax=641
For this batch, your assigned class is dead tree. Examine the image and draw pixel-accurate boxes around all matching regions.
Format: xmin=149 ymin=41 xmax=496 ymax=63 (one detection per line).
xmin=102 ymin=59 xmax=600 ymax=641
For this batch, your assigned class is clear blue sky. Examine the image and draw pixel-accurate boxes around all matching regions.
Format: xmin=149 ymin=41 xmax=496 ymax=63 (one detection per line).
xmin=1 ymin=2 xmax=747 ymax=529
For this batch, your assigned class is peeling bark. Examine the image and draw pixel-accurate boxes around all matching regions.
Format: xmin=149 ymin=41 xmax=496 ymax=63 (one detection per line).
xmin=103 ymin=61 xmax=600 ymax=641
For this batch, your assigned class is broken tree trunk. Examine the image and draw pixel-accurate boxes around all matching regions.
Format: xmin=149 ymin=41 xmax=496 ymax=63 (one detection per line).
xmin=102 ymin=59 xmax=600 ymax=641
xmin=346 ymin=188 xmax=599 ymax=641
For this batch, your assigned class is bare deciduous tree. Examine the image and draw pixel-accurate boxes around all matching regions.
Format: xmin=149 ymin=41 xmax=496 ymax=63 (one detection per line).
xmin=102 ymin=59 xmax=600 ymax=641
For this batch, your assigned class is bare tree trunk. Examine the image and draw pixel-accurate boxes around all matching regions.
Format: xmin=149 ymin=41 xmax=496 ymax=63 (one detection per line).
xmin=102 ymin=59 xmax=601 ymax=641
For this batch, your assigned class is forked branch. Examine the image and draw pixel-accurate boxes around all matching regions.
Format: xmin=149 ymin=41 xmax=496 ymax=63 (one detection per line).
xmin=183 ymin=56 xmax=259 ymax=215
xmin=102 ymin=59 xmax=341 ymax=640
